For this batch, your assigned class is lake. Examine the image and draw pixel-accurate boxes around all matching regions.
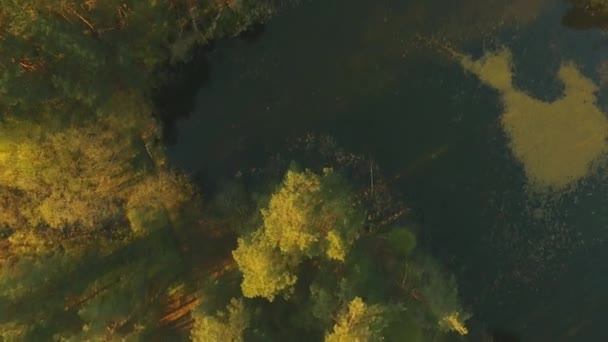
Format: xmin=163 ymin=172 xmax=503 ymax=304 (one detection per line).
xmin=168 ymin=0 xmax=608 ymax=340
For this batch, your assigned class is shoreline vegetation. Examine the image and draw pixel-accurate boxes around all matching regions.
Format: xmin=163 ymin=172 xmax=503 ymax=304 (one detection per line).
xmin=0 ymin=1 xmax=470 ymax=341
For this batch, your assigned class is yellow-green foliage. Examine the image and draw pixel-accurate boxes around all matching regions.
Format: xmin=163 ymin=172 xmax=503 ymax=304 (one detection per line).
xmin=0 ymin=93 xmax=193 ymax=257
xmin=126 ymin=171 xmax=193 ymax=232
xmin=460 ymin=48 xmax=608 ymax=191
xmin=232 ymin=231 xmax=298 ymax=301
xmin=191 ymin=298 xmax=249 ymax=342
xmin=126 ymin=206 xmax=170 ymax=237
xmin=325 ymin=297 xmax=385 ymax=342
xmin=0 ymin=322 xmax=28 ymax=342
xmin=7 ymin=230 xmax=51 ymax=256
xmin=261 ymin=169 xmax=358 ymax=259
xmin=0 ymin=0 xmax=279 ymax=120
xmin=262 ymin=170 xmax=322 ymax=254
xmin=0 ymin=116 xmax=138 ymax=230
xmin=0 ymin=65 xmax=173 ymax=246
xmin=233 ymin=169 xmax=361 ymax=300
xmin=439 ymin=312 xmax=469 ymax=335
xmin=0 ymin=186 xmax=29 ymax=227
xmin=325 ymin=230 xmax=347 ymax=261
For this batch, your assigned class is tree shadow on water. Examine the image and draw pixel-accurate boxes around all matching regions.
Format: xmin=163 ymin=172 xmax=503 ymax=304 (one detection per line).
xmin=153 ymin=44 xmax=214 ymax=144
xmin=152 ymin=23 xmax=267 ymax=145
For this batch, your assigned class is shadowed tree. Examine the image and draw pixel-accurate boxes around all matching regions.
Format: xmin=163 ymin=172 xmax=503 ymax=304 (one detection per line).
xmin=190 ymin=298 xmax=250 ymax=342
xmin=0 ymin=0 xmax=282 ymax=120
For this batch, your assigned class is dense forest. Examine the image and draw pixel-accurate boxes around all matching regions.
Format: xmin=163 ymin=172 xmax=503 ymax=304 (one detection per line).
xmin=9 ymin=0 xmax=607 ymax=341
xmin=0 ymin=1 xmax=471 ymax=341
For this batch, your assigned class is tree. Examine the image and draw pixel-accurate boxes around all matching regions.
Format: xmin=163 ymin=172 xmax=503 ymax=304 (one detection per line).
xmin=0 ymin=94 xmax=193 ymax=341
xmin=0 ymin=0 xmax=281 ymax=120
xmin=191 ymin=298 xmax=249 ymax=342
xmin=232 ymin=169 xmax=363 ymax=300
xmin=1 ymin=224 xmax=185 ymax=341
xmin=0 ymin=1 xmax=298 ymax=340
xmin=260 ymin=168 xmax=362 ymax=260
xmin=0 ymin=110 xmax=141 ymax=231
xmin=385 ymin=227 xmax=417 ymax=258
xmin=324 ymin=297 xmax=386 ymax=342
xmin=403 ymin=256 xmax=470 ymax=336
xmin=232 ymin=231 xmax=298 ymax=301
xmin=0 ymin=90 xmax=196 ymax=256
xmin=262 ymin=169 xmax=323 ymax=254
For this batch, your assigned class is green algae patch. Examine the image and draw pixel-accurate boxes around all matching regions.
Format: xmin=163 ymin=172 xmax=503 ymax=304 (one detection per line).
xmin=460 ymin=49 xmax=608 ymax=191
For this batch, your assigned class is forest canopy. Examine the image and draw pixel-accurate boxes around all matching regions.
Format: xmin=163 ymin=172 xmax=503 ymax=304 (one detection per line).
xmin=0 ymin=1 xmax=471 ymax=341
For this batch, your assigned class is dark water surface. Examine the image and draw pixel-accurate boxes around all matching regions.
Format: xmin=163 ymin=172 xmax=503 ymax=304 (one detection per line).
xmin=168 ymin=0 xmax=608 ymax=340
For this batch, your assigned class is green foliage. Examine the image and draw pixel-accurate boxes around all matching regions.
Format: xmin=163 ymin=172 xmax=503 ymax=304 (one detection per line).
xmin=0 ymin=322 xmax=28 ymax=341
xmin=191 ymin=298 xmax=250 ymax=342
xmin=386 ymin=227 xmax=417 ymax=258
xmin=325 ymin=230 xmax=347 ymax=261
xmin=232 ymin=231 xmax=298 ymax=301
xmin=0 ymin=252 xmax=79 ymax=302
xmin=1 ymin=227 xmax=184 ymax=341
xmin=0 ymin=0 xmax=282 ymax=119
xmin=259 ymin=169 xmax=362 ymax=259
xmin=0 ymin=1 xmax=474 ymax=336
xmin=384 ymin=312 xmax=425 ymax=342
xmin=0 ymin=0 xmax=297 ymax=340
xmin=404 ymin=256 xmax=471 ymax=334
xmin=228 ymin=164 xmax=471 ymax=340
xmin=310 ymin=283 xmax=337 ymax=323
xmin=0 ymin=113 xmax=139 ymax=230
xmin=232 ymin=169 xmax=363 ymax=300
xmin=0 ymin=91 xmax=194 ymax=255
xmin=324 ymin=297 xmax=386 ymax=342
xmin=262 ymin=169 xmax=323 ymax=254
xmin=126 ymin=171 xmax=193 ymax=234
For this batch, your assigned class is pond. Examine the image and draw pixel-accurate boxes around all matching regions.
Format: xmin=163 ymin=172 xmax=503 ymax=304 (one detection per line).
xmin=167 ymin=0 xmax=608 ymax=340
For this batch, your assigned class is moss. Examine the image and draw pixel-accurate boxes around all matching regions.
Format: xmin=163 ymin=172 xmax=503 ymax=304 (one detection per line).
xmin=460 ymin=48 xmax=608 ymax=191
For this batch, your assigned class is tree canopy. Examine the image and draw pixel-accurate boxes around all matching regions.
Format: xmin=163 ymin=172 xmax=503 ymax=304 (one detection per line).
xmin=228 ymin=166 xmax=470 ymax=340
xmin=191 ymin=298 xmax=249 ymax=342
xmin=0 ymin=0 xmax=282 ymax=339
xmin=232 ymin=169 xmax=362 ymax=300
xmin=0 ymin=0 xmax=281 ymax=119
xmin=324 ymin=297 xmax=386 ymax=342
xmin=0 ymin=1 xmax=471 ymax=340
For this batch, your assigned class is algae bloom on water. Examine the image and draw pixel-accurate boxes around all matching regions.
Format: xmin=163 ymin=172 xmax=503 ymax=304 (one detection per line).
xmin=459 ymin=48 xmax=608 ymax=191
